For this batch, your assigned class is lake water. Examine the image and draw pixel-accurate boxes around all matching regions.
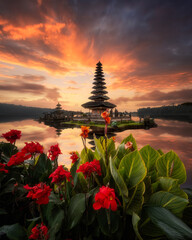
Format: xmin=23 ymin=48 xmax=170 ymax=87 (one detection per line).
xmin=0 ymin=118 xmax=191 ymax=187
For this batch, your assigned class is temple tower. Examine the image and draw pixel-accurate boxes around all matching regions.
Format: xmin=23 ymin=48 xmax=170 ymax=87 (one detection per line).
xmin=82 ymin=61 xmax=116 ymax=116
xmin=55 ymin=102 xmax=62 ymax=113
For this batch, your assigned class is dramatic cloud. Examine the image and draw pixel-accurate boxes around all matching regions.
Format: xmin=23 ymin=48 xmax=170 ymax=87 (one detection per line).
xmin=0 ymin=0 xmax=192 ymax=109
xmin=13 ymin=74 xmax=46 ymax=82
xmin=0 ymin=81 xmax=60 ymax=101
xmin=111 ymin=89 xmax=192 ymax=106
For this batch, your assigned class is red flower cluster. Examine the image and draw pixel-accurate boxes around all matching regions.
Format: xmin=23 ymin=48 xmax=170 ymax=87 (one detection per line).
xmin=2 ymin=129 xmax=21 ymax=144
xmin=48 ymin=144 xmax=62 ymax=161
xmin=49 ymin=165 xmax=72 ymax=184
xmin=7 ymin=151 xmax=31 ymax=166
xmin=101 ymin=111 xmax=111 ymax=125
xmin=93 ymin=186 xmax=120 ymax=211
xmin=0 ymin=163 xmax=8 ymax=173
xmin=70 ymin=151 xmax=79 ymax=163
xmin=22 ymin=141 xmax=43 ymax=154
xmin=24 ymin=182 xmax=52 ymax=205
xmin=80 ymin=126 xmax=90 ymax=138
xmin=29 ymin=223 xmax=49 ymax=240
xmin=76 ymin=159 xmax=101 ymax=179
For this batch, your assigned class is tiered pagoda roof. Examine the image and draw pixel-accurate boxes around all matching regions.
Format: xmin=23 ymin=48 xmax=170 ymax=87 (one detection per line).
xmin=82 ymin=61 xmax=116 ymax=110
xmin=56 ymin=102 xmax=62 ymax=110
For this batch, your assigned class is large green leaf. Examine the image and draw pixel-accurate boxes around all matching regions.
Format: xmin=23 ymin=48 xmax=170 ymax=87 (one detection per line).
xmin=126 ymin=181 xmax=145 ymax=215
xmin=68 ymin=193 xmax=86 ymax=230
xmin=114 ymin=143 xmax=129 ymax=168
xmin=80 ymin=148 xmax=94 ymax=163
xmin=132 ymin=212 xmax=143 ymax=240
xmin=70 ymin=160 xmax=79 ymax=188
xmin=184 ymin=188 xmax=192 ymax=204
xmin=139 ymin=145 xmax=160 ymax=171
xmin=94 ymin=137 xmax=105 ymax=160
xmin=48 ymin=206 xmax=65 ymax=240
xmin=157 ymin=149 xmax=164 ymax=155
xmin=143 ymin=176 xmax=153 ymax=202
xmin=158 ymin=177 xmax=188 ymax=199
xmin=149 ymin=191 xmax=188 ymax=217
xmin=0 ymin=142 xmax=18 ymax=158
xmin=109 ymin=157 xmax=128 ymax=205
xmin=146 ymin=206 xmax=192 ymax=240
xmin=107 ymin=138 xmax=115 ymax=156
xmin=76 ymin=172 xmax=88 ymax=192
xmin=156 ymin=151 xmax=186 ymax=184
xmin=118 ymin=150 xmax=147 ymax=189
xmin=103 ymin=166 xmax=111 ymax=185
xmin=0 ymin=223 xmax=27 ymax=240
xmin=94 ymin=148 xmax=100 ymax=160
xmin=121 ymin=134 xmax=137 ymax=150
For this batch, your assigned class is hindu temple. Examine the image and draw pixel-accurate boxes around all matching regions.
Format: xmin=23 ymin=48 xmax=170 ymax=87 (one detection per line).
xmin=82 ymin=61 xmax=116 ymax=116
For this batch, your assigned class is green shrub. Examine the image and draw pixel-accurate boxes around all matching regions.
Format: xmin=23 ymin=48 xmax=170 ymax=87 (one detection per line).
xmin=0 ymin=131 xmax=191 ymax=240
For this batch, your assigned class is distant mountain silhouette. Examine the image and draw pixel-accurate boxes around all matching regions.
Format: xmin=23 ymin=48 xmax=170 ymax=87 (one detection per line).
xmin=137 ymin=102 xmax=192 ymax=122
xmin=0 ymin=103 xmax=54 ymax=122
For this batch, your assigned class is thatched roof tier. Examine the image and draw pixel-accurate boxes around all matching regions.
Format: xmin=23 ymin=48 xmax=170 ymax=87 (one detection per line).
xmin=93 ymin=81 xmax=106 ymax=85
xmin=56 ymin=102 xmax=62 ymax=110
xmin=82 ymin=101 xmax=116 ymax=109
xmin=93 ymin=77 xmax=105 ymax=81
xmin=89 ymin=95 xmax=110 ymax=101
xmin=94 ymin=73 xmax=104 ymax=77
xmin=91 ymin=90 xmax=108 ymax=94
xmin=92 ymin=85 xmax=107 ymax=89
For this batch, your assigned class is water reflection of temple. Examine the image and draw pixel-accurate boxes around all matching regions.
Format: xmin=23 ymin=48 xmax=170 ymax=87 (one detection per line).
xmin=55 ymin=128 xmax=62 ymax=136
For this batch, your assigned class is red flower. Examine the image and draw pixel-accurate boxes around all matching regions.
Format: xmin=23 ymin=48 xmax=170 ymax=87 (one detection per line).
xmin=105 ymin=116 xmax=111 ymax=124
xmin=80 ymin=126 xmax=90 ymax=138
xmin=93 ymin=186 xmax=120 ymax=211
xmin=76 ymin=159 xmax=101 ymax=179
xmin=101 ymin=111 xmax=109 ymax=119
xmin=2 ymin=129 xmax=21 ymax=144
xmin=22 ymin=141 xmax=43 ymax=154
xmin=48 ymin=144 xmax=62 ymax=161
xmin=29 ymin=223 xmax=49 ymax=240
xmin=0 ymin=163 xmax=8 ymax=173
xmin=49 ymin=165 xmax=72 ymax=184
xmin=111 ymin=136 xmax=116 ymax=142
xmin=7 ymin=151 xmax=31 ymax=166
xmin=101 ymin=111 xmax=111 ymax=125
xmin=24 ymin=183 xmax=52 ymax=205
xmin=125 ymin=141 xmax=133 ymax=150
xmin=70 ymin=151 xmax=79 ymax=163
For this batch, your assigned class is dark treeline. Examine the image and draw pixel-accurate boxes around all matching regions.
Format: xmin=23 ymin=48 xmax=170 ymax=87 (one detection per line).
xmin=0 ymin=103 xmax=54 ymax=122
xmin=137 ymin=102 xmax=192 ymax=122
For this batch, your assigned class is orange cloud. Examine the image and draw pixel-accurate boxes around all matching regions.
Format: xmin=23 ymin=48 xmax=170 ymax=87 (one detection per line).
xmin=0 ymin=0 xmax=192 ymax=111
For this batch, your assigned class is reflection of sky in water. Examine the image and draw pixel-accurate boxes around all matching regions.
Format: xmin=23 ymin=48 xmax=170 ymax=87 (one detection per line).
xmin=0 ymin=119 xmax=191 ymax=187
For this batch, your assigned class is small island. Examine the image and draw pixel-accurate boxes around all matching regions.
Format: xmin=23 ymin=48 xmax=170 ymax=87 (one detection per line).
xmin=40 ymin=61 xmax=157 ymax=133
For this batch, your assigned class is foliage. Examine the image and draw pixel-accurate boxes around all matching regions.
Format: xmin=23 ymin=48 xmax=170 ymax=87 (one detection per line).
xmin=0 ymin=130 xmax=192 ymax=240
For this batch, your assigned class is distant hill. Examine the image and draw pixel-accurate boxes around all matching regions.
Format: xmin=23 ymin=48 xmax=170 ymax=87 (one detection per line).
xmin=137 ymin=103 xmax=192 ymax=122
xmin=0 ymin=103 xmax=54 ymax=122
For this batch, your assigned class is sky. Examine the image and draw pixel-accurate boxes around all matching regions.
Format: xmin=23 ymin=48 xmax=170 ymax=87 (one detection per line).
xmin=0 ymin=0 xmax=192 ymax=112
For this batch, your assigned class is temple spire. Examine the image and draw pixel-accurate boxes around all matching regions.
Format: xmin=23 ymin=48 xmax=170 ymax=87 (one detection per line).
xmin=81 ymin=61 xmax=116 ymax=116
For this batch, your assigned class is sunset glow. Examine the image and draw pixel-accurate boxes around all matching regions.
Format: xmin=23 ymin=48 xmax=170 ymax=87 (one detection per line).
xmin=0 ymin=0 xmax=192 ymax=111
